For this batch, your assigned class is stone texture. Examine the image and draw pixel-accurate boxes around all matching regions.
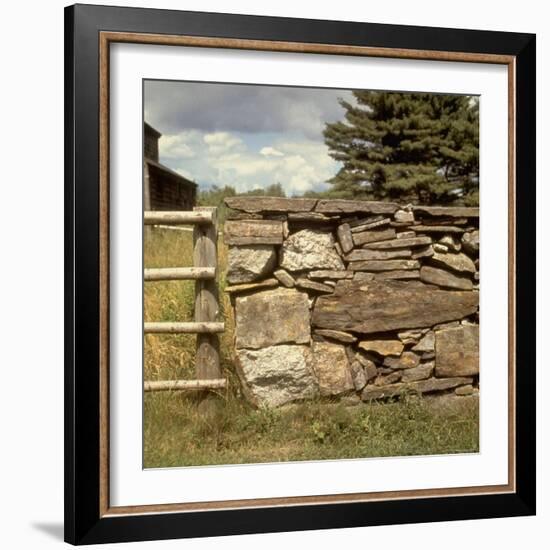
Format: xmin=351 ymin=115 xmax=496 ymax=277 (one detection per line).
xmin=348 ymin=259 xmax=420 ymax=272
xmin=350 ymin=217 xmax=391 ymax=232
xmin=374 ymin=372 xmax=402 ymax=386
xmin=401 ymin=362 xmax=434 ymax=382
xmin=236 ymin=345 xmax=318 ymax=407
xmin=420 ymin=265 xmax=473 ymax=290
xmin=362 ymin=236 xmax=432 ymax=249
xmin=312 ymin=279 xmax=478 ymax=334
xmin=336 ymin=223 xmax=354 ymax=253
xmin=374 ymin=270 xmax=420 ymax=280
xmin=435 ymin=325 xmax=479 ymax=377
xmin=394 ymin=209 xmax=415 ymax=223
xmin=227 ymin=245 xmax=277 ymax=284
xmin=309 ymin=270 xmax=353 ymax=280
xmin=225 ymin=196 xmax=316 ymax=213
xmin=439 ymin=235 xmax=461 ymax=252
xmin=350 ymin=361 xmax=368 ymax=390
xmin=225 ymin=278 xmax=278 ymax=294
xmin=310 ymin=341 xmax=354 ymax=396
xmin=383 ymin=351 xmax=421 ymax=369
xmin=287 ymin=212 xmax=337 ymax=223
xmin=235 ymin=288 xmax=310 ymax=349
xmin=433 ymin=243 xmax=449 ymax=253
xmin=455 ymin=384 xmax=475 ymax=396
xmin=397 ymin=231 xmax=416 ymax=239
xmin=280 ymin=229 xmax=344 ymax=272
xmin=314 ymin=329 xmax=357 ymax=344
xmin=429 ymin=252 xmax=476 ymax=274
xmin=413 ymin=206 xmax=479 ymax=218
xmin=413 ymin=225 xmax=465 ymax=233
xmin=315 ymin=199 xmax=399 ymax=215
xmin=224 ymin=220 xmax=283 ymax=245
xmin=361 ymin=376 xmax=473 ymax=401
xmin=352 ymin=228 xmax=396 ymax=246
xmin=412 ymin=331 xmax=435 ymax=352
xmin=358 ymin=339 xmax=404 ymax=357
xmin=411 ymin=245 xmax=434 ymax=259
xmin=355 ymin=354 xmax=378 ymax=381
xmin=462 ymin=230 xmax=480 ymax=255
xmin=296 ymin=278 xmax=334 ymax=294
xmin=273 ymin=269 xmax=295 ymax=288
xmin=398 ymin=329 xmax=426 ymax=345
xmin=344 ymin=248 xmax=412 ymax=261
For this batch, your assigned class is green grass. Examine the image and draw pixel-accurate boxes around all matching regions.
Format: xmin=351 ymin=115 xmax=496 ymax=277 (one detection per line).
xmin=143 ymin=227 xmax=479 ymax=468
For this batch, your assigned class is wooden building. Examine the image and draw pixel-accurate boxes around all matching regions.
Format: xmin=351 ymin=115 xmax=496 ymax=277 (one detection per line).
xmin=144 ymin=122 xmax=197 ymax=211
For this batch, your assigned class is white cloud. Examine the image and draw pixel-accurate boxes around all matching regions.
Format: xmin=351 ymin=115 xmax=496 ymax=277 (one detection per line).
xmin=260 ymin=146 xmax=284 ymax=157
xmin=158 ymin=130 xmax=338 ymax=195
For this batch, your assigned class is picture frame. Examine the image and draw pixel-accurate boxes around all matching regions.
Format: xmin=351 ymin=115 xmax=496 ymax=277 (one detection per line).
xmin=64 ymin=3 xmax=536 ymax=545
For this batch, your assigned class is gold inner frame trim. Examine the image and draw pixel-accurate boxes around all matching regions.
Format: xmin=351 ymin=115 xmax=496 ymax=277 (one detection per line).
xmin=98 ymin=31 xmax=516 ymax=518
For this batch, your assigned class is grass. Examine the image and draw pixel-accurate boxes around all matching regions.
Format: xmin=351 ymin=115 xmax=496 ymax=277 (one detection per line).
xmin=143 ymin=227 xmax=479 ymax=468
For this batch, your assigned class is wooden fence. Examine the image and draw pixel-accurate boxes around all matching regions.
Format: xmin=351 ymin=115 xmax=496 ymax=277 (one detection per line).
xmin=143 ymin=206 xmax=226 ymax=394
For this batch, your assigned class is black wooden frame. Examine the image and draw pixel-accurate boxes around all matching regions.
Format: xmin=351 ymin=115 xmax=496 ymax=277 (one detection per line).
xmin=65 ymin=3 xmax=536 ymax=545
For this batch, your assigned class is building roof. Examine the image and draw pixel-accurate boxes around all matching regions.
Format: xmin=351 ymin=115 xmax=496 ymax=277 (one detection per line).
xmin=145 ymin=157 xmax=197 ymax=188
xmin=144 ymin=121 xmax=162 ymax=139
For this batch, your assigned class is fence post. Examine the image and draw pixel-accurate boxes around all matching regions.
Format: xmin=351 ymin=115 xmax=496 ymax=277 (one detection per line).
xmin=193 ymin=206 xmax=221 ymax=409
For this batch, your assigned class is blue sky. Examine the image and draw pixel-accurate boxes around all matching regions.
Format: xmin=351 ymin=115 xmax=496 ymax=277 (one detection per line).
xmin=144 ymin=80 xmax=353 ymax=195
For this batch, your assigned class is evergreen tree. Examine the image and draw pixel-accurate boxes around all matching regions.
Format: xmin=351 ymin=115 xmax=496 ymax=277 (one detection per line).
xmin=323 ymin=92 xmax=479 ymax=205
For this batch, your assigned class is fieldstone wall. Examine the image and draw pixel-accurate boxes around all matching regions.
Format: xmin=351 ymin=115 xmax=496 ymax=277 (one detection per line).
xmin=223 ymin=197 xmax=480 ymax=408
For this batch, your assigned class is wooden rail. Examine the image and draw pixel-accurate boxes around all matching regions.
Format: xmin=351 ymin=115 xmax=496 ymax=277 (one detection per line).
xmin=143 ymin=207 xmax=225 ymax=395
xmin=144 ymin=211 xmax=213 ymax=225
xmin=144 ymin=267 xmax=216 ymax=281
xmin=144 ymin=379 xmax=227 ymax=392
xmin=144 ymin=322 xmax=225 ymax=334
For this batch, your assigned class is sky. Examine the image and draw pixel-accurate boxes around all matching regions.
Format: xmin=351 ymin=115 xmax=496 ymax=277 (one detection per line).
xmin=144 ymin=80 xmax=354 ymax=195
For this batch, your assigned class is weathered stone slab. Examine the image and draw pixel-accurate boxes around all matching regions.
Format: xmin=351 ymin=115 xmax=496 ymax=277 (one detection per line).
xmin=352 ymin=228 xmax=396 ymax=246
xmin=429 ymin=252 xmax=476 ymax=274
xmin=314 ymin=329 xmax=357 ymax=344
xmin=462 ymin=230 xmax=480 ymax=255
xmin=420 ymin=266 xmax=473 ymax=290
xmin=349 ymin=259 xmax=420 ymax=272
xmin=273 ymin=269 xmax=295 ymax=288
xmin=374 ymin=270 xmax=420 ymax=280
xmin=412 ymin=331 xmax=435 ymax=352
xmin=413 ymin=225 xmax=465 ymax=233
xmin=398 ymin=329 xmax=426 ymax=345
xmin=227 ymin=245 xmax=277 ymax=284
xmin=359 ymin=339 xmax=404 ymax=357
xmin=310 ymin=341 xmax=354 ymax=396
xmin=350 ymin=217 xmax=391 ymax=233
xmin=374 ymin=372 xmax=402 ymax=386
xmin=361 ymin=376 xmax=473 ymax=401
xmin=383 ymin=351 xmax=420 ymax=369
xmin=312 ymin=279 xmax=478 ymax=334
xmin=225 ymin=196 xmax=317 ymax=213
xmin=401 ymin=362 xmax=434 ymax=383
xmin=309 ymin=270 xmax=353 ymax=280
xmin=394 ymin=210 xmax=415 ymax=223
xmin=396 ymin=231 xmax=416 ymax=239
xmin=356 ymin=354 xmax=378 ymax=381
xmin=455 ymin=384 xmax=475 ymax=396
xmin=413 ymin=206 xmax=479 ymax=218
xmin=411 ymin=245 xmax=434 ymax=259
xmin=337 ymin=223 xmax=354 ymax=253
xmin=363 ymin=236 xmax=432 ymax=249
xmin=344 ymin=248 xmax=412 ymax=261
xmin=288 ymin=212 xmax=337 ymax=223
xmin=433 ymin=243 xmax=448 ymax=253
xmin=280 ymin=229 xmax=344 ymax=272
xmin=296 ymin=278 xmax=334 ymax=294
xmin=439 ymin=235 xmax=461 ymax=252
xmin=224 ymin=220 xmax=283 ymax=245
xmin=235 ymin=288 xmax=310 ymax=349
xmin=350 ymin=361 xmax=368 ymax=390
xmin=236 ymin=345 xmax=318 ymax=407
xmin=435 ymin=325 xmax=479 ymax=377
xmin=225 ymin=278 xmax=278 ymax=294
xmin=315 ymin=199 xmax=399 ymax=214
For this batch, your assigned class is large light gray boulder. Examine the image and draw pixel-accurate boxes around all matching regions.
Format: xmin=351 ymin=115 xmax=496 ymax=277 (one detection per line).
xmin=227 ymin=244 xmax=277 ymax=284
xmin=280 ymin=229 xmax=344 ymax=272
xmin=236 ymin=345 xmax=318 ymax=407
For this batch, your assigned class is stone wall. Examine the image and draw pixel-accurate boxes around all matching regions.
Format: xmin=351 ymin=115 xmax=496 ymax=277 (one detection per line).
xmin=223 ymin=197 xmax=480 ymax=408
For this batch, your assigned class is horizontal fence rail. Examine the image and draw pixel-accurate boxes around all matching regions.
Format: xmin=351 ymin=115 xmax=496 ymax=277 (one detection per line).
xmin=144 ymin=210 xmax=213 ymax=225
xmin=144 ymin=267 xmax=216 ymax=281
xmin=144 ymin=379 xmax=227 ymax=392
xmin=144 ymin=321 xmax=225 ymax=334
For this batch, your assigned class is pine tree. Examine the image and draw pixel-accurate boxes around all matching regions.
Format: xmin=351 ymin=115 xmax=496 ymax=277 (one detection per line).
xmin=323 ymin=92 xmax=479 ymax=205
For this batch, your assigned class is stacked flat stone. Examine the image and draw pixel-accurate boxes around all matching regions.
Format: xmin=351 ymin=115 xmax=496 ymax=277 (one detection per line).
xmin=224 ymin=197 xmax=479 ymax=408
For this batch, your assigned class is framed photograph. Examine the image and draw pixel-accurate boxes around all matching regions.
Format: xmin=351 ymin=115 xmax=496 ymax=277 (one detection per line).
xmin=65 ymin=4 xmax=536 ymax=545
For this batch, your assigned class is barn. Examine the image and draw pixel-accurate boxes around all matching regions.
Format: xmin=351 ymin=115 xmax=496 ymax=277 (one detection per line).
xmin=143 ymin=122 xmax=197 ymax=211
